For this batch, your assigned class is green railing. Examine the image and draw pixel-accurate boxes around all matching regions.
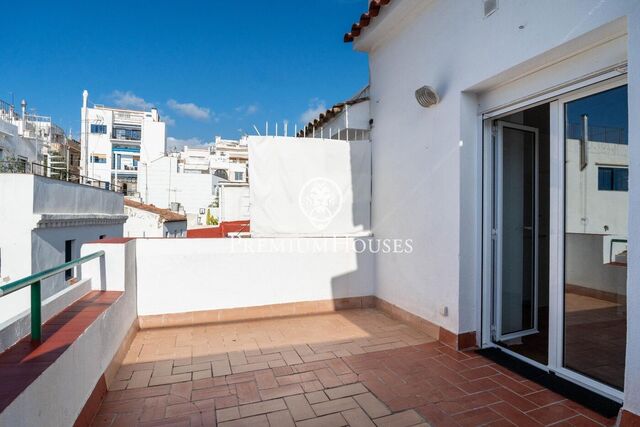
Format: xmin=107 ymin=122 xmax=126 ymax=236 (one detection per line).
xmin=0 ymin=251 xmax=105 ymax=344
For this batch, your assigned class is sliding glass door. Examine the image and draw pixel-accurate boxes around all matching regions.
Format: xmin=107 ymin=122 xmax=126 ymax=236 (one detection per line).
xmin=483 ymin=77 xmax=628 ymax=399
xmin=563 ymin=85 xmax=628 ymax=390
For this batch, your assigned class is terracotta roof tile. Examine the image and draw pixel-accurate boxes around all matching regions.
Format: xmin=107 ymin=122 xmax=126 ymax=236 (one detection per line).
xmin=296 ymin=87 xmax=370 ymax=137
xmin=124 ymin=199 xmax=187 ymax=222
xmin=344 ymin=0 xmax=392 ymax=43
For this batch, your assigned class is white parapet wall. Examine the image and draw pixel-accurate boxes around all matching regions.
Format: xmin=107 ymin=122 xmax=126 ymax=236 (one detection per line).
xmin=0 ymin=240 xmax=137 ymax=427
xmin=135 ymin=237 xmax=374 ymax=316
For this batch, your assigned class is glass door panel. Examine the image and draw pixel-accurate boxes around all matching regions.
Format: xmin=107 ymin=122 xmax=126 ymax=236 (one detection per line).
xmin=563 ymin=85 xmax=628 ymax=390
xmin=495 ymin=122 xmax=539 ymax=341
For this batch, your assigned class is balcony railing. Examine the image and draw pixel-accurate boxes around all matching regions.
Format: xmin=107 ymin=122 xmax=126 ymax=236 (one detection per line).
xmin=0 ymin=160 xmax=123 ymax=193
xmin=0 ymin=251 xmax=104 ymax=343
xmin=113 ymin=111 xmax=144 ymax=123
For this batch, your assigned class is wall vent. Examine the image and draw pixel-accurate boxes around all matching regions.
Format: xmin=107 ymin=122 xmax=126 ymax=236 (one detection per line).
xmin=484 ymin=0 xmax=498 ymax=17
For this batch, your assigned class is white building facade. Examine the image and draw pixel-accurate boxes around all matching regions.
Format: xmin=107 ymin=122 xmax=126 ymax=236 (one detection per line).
xmin=0 ymin=98 xmax=66 ymax=170
xmin=174 ymin=138 xmax=248 ymax=183
xmin=347 ymin=0 xmax=639 ymax=415
xmin=0 ymin=174 xmax=126 ymax=325
xmin=80 ymin=90 xmax=167 ymax=195
xmin=124 ymin=199 xmax=187 ymax=238
xmin=138 ymin=155 xmax=223 ymax=227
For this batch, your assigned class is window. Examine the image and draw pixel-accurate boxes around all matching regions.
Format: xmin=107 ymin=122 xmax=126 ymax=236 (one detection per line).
xmin=0 ymin=148 xmax=3 ymax=160
xmin=91 ymin=155 xmax=107 ymax=164
xmin=65 ymin=240 xmax=75 ymax=280
xmin=99 ymin=235 xmax=107 ymax=240
xmin=91 ymin=124 xmax=107 ymax=134
xmin=112 ymin=127 xmax=141 ymax=141
xmin=598 ymin=167 xmax=628 ymax=191
xmin=17 ymin=156 xmax=28 ymax=172
xmin=234 ymin=172 xmax=244 ymax=181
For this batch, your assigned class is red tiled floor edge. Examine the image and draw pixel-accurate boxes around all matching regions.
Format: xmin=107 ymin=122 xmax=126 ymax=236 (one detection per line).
xmin=374 ymin=296 xmax=478 ymax=350
xmin=74 ymin=375 xmax=108 ymax=427
xmin=0 ymin=290 xmax=122 ymax=412
xmin=621 ymin=409 xmax=640 ymax=426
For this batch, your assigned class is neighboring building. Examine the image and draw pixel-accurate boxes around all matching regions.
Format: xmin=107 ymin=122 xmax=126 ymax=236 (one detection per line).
xmin=213 ymin=136 xmax=249 ymax=166
xmin=80 ymin=90 xmax=167 ymax=196
xmin=210 ymin=182 xmax=250 ymax=225
xmin=138 ymin=138 xmax=250 ymax=228
xmin=124 ymin=199 xmax=187 ymax=238
xmin=297 ymin=86 xmax=371 ymax=141
xmin=0 ymin=100 xmax=37 ymax=169
xmin=48 ymin=136 xmax=81 ymax=181
xmin=0 ymin=98 xmax=66 ymax=170
xmin=345 ymin=0 xmax=636 ymax=405
xmin=174 ymin=138 xmax=248 ymax=183
xmin=137 ymin=155 xmax=223 ymax=227
xmin=0 ymin=173 xmax=126 ymax=324
xmin=178 ymin=146 xmax=211 ymax=174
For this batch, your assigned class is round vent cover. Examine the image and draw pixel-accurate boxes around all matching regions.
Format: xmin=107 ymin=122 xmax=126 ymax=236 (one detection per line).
xmin=415 ymin=86 xmax=439 ymax=108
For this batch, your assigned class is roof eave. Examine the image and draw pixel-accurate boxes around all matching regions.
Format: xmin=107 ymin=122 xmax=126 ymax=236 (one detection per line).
xmin=350 ymin=1 xmax=435 ymax=52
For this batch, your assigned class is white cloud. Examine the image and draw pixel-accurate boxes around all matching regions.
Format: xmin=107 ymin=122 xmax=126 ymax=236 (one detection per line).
xmin=234 ymin=104 xmax=259 ymax=116
xmin=300 ymin=98 xmax=327 ymax=124
xmin=167 ymin=99 xmax=211 ymax=121
xmin=109 ymin=90 xmax=154 ymax=110
xmin=162 ymin=114 xmax=176 ymax=126
xmin=166 ymin=136 xmax=210 ymax=150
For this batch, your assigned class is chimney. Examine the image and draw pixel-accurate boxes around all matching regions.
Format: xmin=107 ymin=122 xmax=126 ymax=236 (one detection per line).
xmin=151 ymin=107 xmax=159 ymax=121
xmin=21 ymin=99 xmax=26 ymax=117
xmin=82 ymin=90 xmax=89 ymax=109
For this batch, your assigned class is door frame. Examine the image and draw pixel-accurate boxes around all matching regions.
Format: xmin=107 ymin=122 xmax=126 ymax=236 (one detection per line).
xmin=479 ymin=74 xmax=627 ymax=402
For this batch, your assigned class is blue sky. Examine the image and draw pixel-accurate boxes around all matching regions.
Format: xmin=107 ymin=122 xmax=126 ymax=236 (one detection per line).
xmin=0 ymin=1 xmax=369 ymax=147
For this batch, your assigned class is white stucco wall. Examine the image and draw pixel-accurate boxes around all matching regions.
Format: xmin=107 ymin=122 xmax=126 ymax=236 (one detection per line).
xmin=124 ymin=206 xmax=164 ymax=238
xmin=135 ymin=237 xmax=374 ymax=316
xmin=218 ymin=185 xmax=250 ymax=223
xmin=0 ymin=175 xmax=124 ymax=324
xmin=0 ymin=121 xmax=39 ymax=164
xmin=138 ymin=156 xmax=221 ymax=227
xmin=140 ymin=117 xmax=167 ymax=164
xmin=357 ymin=0 xmax=636 ymax=336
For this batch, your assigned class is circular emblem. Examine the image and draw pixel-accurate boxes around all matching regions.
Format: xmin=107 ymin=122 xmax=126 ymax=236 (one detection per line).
xmin=298 ymin=177 xmax=343 ymax=230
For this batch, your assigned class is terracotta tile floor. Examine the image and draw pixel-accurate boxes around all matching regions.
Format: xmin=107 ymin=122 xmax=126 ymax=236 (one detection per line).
xmin=91 ymin=309 xmax=616 ymax=426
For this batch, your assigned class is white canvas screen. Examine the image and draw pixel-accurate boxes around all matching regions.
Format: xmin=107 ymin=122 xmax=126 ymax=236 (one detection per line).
xmin=248 ymin=136 xmax=371 ymax=237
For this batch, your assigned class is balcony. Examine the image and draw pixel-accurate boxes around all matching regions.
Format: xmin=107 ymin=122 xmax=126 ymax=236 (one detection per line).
xmin=0 ymin=238 xmax=620 ymax=426
xmin=112 ymin=127 xmax=142 ymax=143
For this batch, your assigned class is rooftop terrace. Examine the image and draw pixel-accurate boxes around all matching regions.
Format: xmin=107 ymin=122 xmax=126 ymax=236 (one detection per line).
xmin=0 ymin=238 xmax=623 ymax=426
xmin=92 ymin=309 xmax=615 ymax=427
